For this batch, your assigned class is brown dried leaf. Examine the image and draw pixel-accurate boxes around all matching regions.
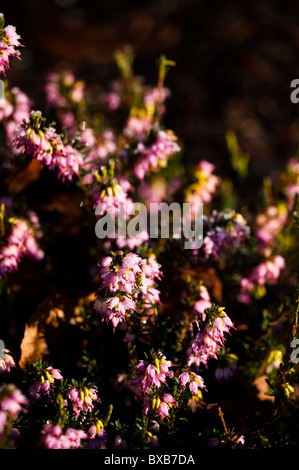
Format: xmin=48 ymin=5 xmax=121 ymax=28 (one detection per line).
xmin=5 ymin=160 xmax=41 ymax=193
xmin=19 ymin=292 xmax=95 ymax=369
xmin=252 ymin=375 xmax=275 ymax=403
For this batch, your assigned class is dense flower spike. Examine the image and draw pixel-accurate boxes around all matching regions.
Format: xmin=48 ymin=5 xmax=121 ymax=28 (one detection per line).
xmin=130 ymin=352 xmax=174 ymax=397
xmin=90 ymin=162 xmax=135 ymax=219
xmin=12 ymin=110 xmax=83 ymax=181
xmin=28 ymin=366 xmax=63 ymax=400
xmin=133 ymin=129 xmax=181 ymax=180
xmin=0 ymin=216 xmax=44 ymax=279
xmin=187 ymin=292 xmax=235 ymax=369
xmin=68 ymin=385 xmax=99 ymax=416
xmin=0 ymin=14 xmax=23 ymax=75
xmin=95 ymin=251 xmax=162 ymax=330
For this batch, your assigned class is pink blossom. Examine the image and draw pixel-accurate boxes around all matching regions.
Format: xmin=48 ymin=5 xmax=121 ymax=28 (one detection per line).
xmin=0 ymin=217 xmax=44 ymax=279
xmin=0 ymin=19 xmax=23 ymax=75
xmin=39 ymin=422 xmax=87 ymax=449
xmin=187 ymin=307 xmax=235 ymax=369
xmin=130 ymin=353 xmax=173 ymax=396
xmin=0 ymin=384 xmax=28 ymax=420
xmin=0 ymin=349 xmax=16 ymax=373
xmin=68 ymin=386 xmax=99 ymax=416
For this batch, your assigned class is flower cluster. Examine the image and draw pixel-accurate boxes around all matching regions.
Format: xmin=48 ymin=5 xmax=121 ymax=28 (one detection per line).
xmin=94 ymin=251 xmax=162 ymax=330
xmin=28 ymin=366 xmax=63 ymax=400
xmin=238 ymin=254 xmax=285 ymax=304
xmin=132 ymin=128 xmax=181 ymax=180
xmin=255 ymin=205 xmax=287 ymax=253
xmin=39 ymin=422 xmax=87 ymax=449
xmin=200 ymin=209 xmax=250 ymax=258
xmin=44 ymin=70 xmax=85 ymax=135
xmin=0 ymin=14 xmax=22 ymax=74
xmin=0 ymin=384 xmax=27 ymax=446
xmin=90 ymin=161 xmax=134 ymax=218
xmin=185 ymin=160 xmax=220 ymax=216
xmin=130 ymin=351 xmax=176 ymax=420
xmin=187 ymin=294 xmax=235 ymax=369
xmin=179 ymin=371 xmax=206 ymax=397
xmin=68 ymin=385 xmax=99 ymax=416
xmin=0 ymin=215 xmax=44 ymax=279
xmin=13 ymin=110 xmax=83 ymax=181
xmin=0 ymin=86 xmax=31 ymax=153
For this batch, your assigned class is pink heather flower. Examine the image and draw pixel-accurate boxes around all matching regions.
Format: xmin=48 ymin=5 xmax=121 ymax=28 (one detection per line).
xmin=179 ymin=371 xmax=190 ymax=387
xmin=144 ymin=86 xmax=170 ymax=115
xmin=144 ymin=393 xmax=176 ymax=421
xmin=39 ymin=422 xmax=87 ymax=449
xmin=179 ymin=371 xmax=206 ymax=396
xmin=0 ymin=96 xmax=14 ymax=120
xmin=0 ymin=87 xmax=32 ymax=152
xmin=116 ymin=230 xmax=150 ymax=251
xmin=156 ymin=401 xmax=170 ymax=420
xmin=13 ymin=111 xmax=83 ymax=181
xmin=187 ymin=309 xmax=235 ymax=369
xmin=236 ymin=435 xmax=245 ymax=445
xmin=238 ymin=255 xmax=285 ymax=304
xmin=83 ymin=129 xmax=117 ymax=171
xmin=68 ymin=386 xmax=99 ymax=416
xmin=200 ymin=210 xmax=250 ymax=258
xmin=95 ymin=251 xmax=162 ymax=329
xmin=185 ymin=160 xmax=220 ymax=215
xmin=44 ymin=72 xmax=68 ymax=108
xmin=139 ymin=255 xmax=163 ymax=306
xmin=87 ymin=420 xmax=108 ymax=449
xmin=99 ymin=251 xmax=142 ymax=293
xmin=194 ymin=285 xmax=212 ymax=320
xmin=91 ymin=179 xmax=135 ymax=226
xmin=105 ymin=91 xmax=121 ymax=111
xmin=130 ymin=353 xmax=174 ymax=397
xmin=28 ymin=366 xmax=63 ymax=400
xmin=0 ymin=349 xmax=16 ymax=373
xmin=255 ymin=206 xmax=287 ymax=249
xmin=123 ymin=116 xmax=152 ymax=139
xmin=0 ymin=384 xmax=28 ymax=420
xmin=134 ymin=129 xmax=180 ymax=180
xmin=0 ymin=18 xmax=23 ymax=75
xmin=0 ymin=218 xmax=44 ymax=279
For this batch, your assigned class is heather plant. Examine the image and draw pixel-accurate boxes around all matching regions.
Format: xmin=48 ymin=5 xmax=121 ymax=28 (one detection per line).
xmin=0 ymin=12 xmax=299 ymax=450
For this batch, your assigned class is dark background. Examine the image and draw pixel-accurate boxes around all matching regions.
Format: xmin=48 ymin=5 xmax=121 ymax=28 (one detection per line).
xmin=3 ymin=0 xmax=299 ymax=179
